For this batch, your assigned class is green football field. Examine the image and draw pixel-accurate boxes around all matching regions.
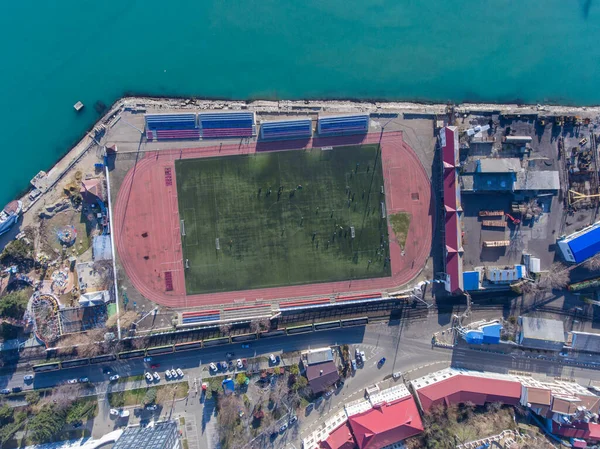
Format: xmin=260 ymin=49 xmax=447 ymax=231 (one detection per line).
xmin=175 ymin=145 xmax=391 ymax=294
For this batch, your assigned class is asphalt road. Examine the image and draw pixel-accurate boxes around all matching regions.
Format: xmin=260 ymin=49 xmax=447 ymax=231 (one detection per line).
xmin=2 ymin=327 xmax=371 ymax=391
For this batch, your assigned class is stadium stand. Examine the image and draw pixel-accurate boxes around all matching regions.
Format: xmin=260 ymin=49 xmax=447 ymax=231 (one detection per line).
xmin=199 ymin=112 xmax=256 ymax=138
xmin=181 ymin=310 xmax=221 ymax=325
xmin=259 ymin=118 xmax=312 ymax=140
xmin=317 ymin=114 xmax=369 ymax=136
xmin=144 ymin=113 xmax=200 ymax=141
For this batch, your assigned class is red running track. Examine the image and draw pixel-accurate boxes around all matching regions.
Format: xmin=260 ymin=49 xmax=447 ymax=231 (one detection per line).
xmin=113 ymin=131 xmax=433 ymax=308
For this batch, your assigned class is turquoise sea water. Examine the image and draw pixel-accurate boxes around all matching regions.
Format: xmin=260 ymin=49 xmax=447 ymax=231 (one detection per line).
xmin=1 ymin=0 xmax=599 ymax=206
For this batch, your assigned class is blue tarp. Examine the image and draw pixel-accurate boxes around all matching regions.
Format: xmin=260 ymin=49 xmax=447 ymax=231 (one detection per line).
xmin=465 ymin=330 xmax=484 ymax=344
xmin=481 ymin=323 xmax=502 ymax=344
xmin=568 ymin=226 xmax=600 ymax=263
xmin=463 ymin=271 xmax=480 ymax=291
xmin=222 ymin=378 xmax=235 ymax=394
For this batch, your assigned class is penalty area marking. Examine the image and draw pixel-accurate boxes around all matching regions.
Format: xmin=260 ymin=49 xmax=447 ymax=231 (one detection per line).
xmin=183 ymin=207 xmax=199 ymax=247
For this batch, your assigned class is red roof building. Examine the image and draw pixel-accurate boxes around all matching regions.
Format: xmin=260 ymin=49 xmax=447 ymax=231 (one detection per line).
xmin=553 ymin=421 xmax=600 ymax=443
xmin=440 ymin=126 xmax=463 ymax=294
xmin=320 ymin=422 xmax=357 ymax=449
xmin=411 ymin=369 xmax=521 ymax=412
xmin=347 ymin=394 xmax=423 ymax=449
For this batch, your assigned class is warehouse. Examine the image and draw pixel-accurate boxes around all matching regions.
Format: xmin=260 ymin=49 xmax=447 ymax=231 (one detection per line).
xmin=557 ymin=221 xmax=600 ymax=263
xmin=518 ymin=316 xmax=565 ymax=351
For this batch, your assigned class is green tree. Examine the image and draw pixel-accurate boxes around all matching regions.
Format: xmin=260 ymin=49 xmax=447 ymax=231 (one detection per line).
xmin=0 ymin=291 xmax=29 ymax=320
xmin=292 ymin=376 xmax=308 ymax=391
xmin=1 ymin=239 xmax=33 ymax=264
xmin=0 ymin=322 xmax=20 ymax=340
xmin=25 ymin=390 xmax=40 ymax=405
xmin=28 ymin=405 xmax=66 ymax=444
xmin=0 ymin=404 xmax=13 ymax=425
xmin=289 ymin=364 xmax=300 ymax=376
xmin=236 ymin=373 xmax=248 ymax=386
xmin=143 ymin=388 xmax=157 ymax=405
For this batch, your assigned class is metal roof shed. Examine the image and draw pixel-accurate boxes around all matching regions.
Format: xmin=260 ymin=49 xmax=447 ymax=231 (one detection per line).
xmin=462 ymin=271 xmax=480 ymax=291
xmin=519 ymin=316 xmax=565 ymax=351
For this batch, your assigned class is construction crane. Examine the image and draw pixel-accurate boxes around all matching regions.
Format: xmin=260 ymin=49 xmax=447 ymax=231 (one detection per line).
xmin=504 ymin=213 xmax=521 ymax=225
xmin=569 ymin=189 xmax=600 ymax=205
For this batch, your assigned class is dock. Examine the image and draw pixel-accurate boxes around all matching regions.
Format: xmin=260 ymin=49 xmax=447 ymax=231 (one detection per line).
xmin=74 ymin=101 xmax=84 ymax=112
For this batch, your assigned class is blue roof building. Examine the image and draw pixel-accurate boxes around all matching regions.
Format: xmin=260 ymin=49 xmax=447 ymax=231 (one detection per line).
xmin=462 ymin=271 xmax=481 ymax=291
xmin=558 ymin=221 xmax=600 ymax=263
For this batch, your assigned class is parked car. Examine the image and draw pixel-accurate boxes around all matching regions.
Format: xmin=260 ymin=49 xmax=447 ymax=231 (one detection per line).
xmin=145 ymin=404 xmax=157 ymax=411
xmin=324 ymin=390 xmax=333 ymax=398
xmin=12 ymin=387 xmax=22 ymax=393
xmin=165 ymin=370 xmax=172 ymax=380
xmin=378 ymin=357 xmax=386 ymax=367
xmin=143 ymin=357 xmax=153 ymax=363
xmin=79 ymin=377 xmax=89 ymax=383
xmin=355 ymin=348 xmax=361 ymax=357
xmin=119 ymin=410 xmax=130 ymax=418
xmin=153 ymin=372 xmax=160 ymax=381
xmin=269 ymin=354 xmax=277 ymax=364
xmin=360 ymin=351 xmax=365 ymax=361
xmin=109 ymin=409 xmax=120 ymax=416
xmin=220 ymin=361 xmax=228 ymax=370
xmin=176 ymin=368 xmax=184 ymax=377
xmin=0 ymin=388 xmax=10 ymax=394
xmin=289 ymin=415 xmax=298 ymax=425
xmin=241 ymin=343 xmax=251 ymax=349
xmin=236 ymin=359 xmax=244 ymax=369
xmin=170 ymin=369 xmax=177 ymax=378
xmin=351 ymin=360 xmax=357 ymax=371
xmin=393 ymin=371 xmax=402 ymax=380
xmin=109 ymin=374 xmax=120 ymax=382
xmin=279 ymin=423 xmax=288 ymax=433
xmin=209 ymin=363 xmax=218 ymax=371
xmin=67 ymin=379 xmax=78 ymax=384
xmin=23 ymin=374 xmax=34 ymax=382
xmin=145 ymin=372 xmax=153 ymax=382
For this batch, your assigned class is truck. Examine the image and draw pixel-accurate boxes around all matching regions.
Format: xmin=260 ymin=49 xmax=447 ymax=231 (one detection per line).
xmin=483 ymin=240 xmax=511 ymax=248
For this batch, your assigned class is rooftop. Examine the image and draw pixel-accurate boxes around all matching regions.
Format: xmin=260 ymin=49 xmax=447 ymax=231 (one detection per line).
xmin=514 ymin=170 xmax=560 ymax=191
xmin=306 ymin=361 xmax=340 ymax=393
xmin=411 ymin=368 xmax=521 ymax=412
xmin=348 ymin=394 xmax=424 ymax=449
xmin=112 ymin=421 xmax=178 ymax=449
xmin=571 ymin=331 xmax=600 ymax=353
xmin=477 ymin=158 xmax=522 ymax=173
xmin=520 ymin=316 xmax=565 ymax=343
xmin=306 ymin=347 xmax=334 ymax=365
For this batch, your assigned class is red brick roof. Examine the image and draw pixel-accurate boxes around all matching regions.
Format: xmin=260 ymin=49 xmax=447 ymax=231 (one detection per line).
xmin=348 ymin=395 xmax=424 ymax=449
xmin=320 ymin=422 xmax=357 ymax=449
xmin=416 ymin=374 xmax=521 ymax=412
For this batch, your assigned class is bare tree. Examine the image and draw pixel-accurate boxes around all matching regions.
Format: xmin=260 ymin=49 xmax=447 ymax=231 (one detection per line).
xmin=585 ymin=253 xmax=600 ymax=271
xmin=270 ymin=374 xmax=290 ymax=412
xmin=538 ymin=263 xmax=570 ymax=290
xmin=220 ymin=322 xmax=232 ymax=335
xmin=52 ymin=384 xmax=83 ymax=411
xmin=106 ymin=310 xmax=138 ymax=330
xmin=156 ymin=384 xmax=181 ymax=406
xmin=250 ymin=318 xmax=271 ymax=334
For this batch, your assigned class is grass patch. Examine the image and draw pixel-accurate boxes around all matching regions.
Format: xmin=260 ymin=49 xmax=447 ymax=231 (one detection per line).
xmin=108 ymin=382 xmax=189 ymax=407
xmin=175 ymin=144 xmax=390 ymax=294
xmin=389 ymin=212 xmax=411 ymax=248
xmin=182 ymin=439 xmax=189 ymax=449
xmin=117 ymin=374 xmax=145 ymax=383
